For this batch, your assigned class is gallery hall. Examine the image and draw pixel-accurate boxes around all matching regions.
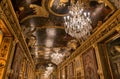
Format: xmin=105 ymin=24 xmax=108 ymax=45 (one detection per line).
xmin=0 ymin=0 xmax=120 ymax=79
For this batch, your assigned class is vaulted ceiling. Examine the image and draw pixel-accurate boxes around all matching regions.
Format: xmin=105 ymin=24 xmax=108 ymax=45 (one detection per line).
xmin=11 ymin=0 xmax=112 ymax=71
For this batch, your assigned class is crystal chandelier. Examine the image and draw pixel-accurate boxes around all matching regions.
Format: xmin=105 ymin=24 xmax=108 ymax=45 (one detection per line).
xmin=64 ymin=1 xmax=92 ymax=40
xmin=50 ymin=48 xmax=64 ymax=65
xmin=51 ymin=53 xmax=64 ymax=65
xmin=44 ymin=64 xmax=53 ymax=78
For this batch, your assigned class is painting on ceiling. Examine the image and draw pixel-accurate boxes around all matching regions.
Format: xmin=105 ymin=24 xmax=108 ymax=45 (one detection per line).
xmin=82 ymin=47 xmax=99 ymax=79
xmin=12 ymin=0 xmax=49 ymax=21
xmin=48 ymin=0 xmax=69 ymax=15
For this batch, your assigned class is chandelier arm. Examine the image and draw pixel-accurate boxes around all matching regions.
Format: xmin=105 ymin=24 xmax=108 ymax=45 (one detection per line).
xmin=63 ymin=1 xmax=92 ymax=40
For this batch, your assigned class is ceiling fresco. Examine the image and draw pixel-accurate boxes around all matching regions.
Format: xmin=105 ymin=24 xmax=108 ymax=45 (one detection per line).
xmin=11 ymin=0 xmax=112 ymax=71
xmin=46 ymin=0 xmax=69 ymax=15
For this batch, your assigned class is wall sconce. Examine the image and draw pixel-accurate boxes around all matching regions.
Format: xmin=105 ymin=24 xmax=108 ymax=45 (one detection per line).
xmin=0 ymin=30 xmax=3 ymax=45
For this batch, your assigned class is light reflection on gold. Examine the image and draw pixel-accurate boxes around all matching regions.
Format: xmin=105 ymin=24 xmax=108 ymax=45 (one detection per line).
xmin=0 ymin=30 xmax=3 ymax=45
xmin=49 ymin=0 xmax=68 ymax=7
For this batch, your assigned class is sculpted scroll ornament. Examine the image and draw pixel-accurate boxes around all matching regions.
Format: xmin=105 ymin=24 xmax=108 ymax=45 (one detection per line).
xmin=0 ymin=59 xmax=6 ymax=68
xmin=0 ymin=37 xmax=10 ymax=58
xmin=0 ymin=37 xmax=12 ymax=78
xmin=0 ymin=45 xmax=8 ymax=57
xmin=29 ymin=4 xmax=49 ymax=17
xmin=0 ymin=58 xmax=6 ymax=78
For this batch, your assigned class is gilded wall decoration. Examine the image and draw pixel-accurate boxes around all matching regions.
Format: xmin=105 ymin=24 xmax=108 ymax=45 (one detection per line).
xmin=24 ymin=61 xmax=29 ymax=79
xmin=75 ymin=56 xmax=82 ymax=79
xmin=60 ymin=69 xmax=62 ymax=79
xmin=9 ymin=44 xmax=24 ymax=79
xmin=0 ymin=30 xmax=3 ymax=45
xmin=62 ymin=68 xmax=65 ymax=79
xmin=68 ymin=62 xmax=74 ymax=79
xmin=0 ymin=0 xmax=35 ymax=66
xmin=27 ymin=63 xmax=34 ymax=79
xmin=9 ymin=44 xmax=35 ymax=79
xmin=106 ymin=36 xmax=120 ymax=79
xmin=0 ymin=59 xmax=6 ymax=69
xmin=75 ymin=56 xmax=81 ymax=69
xmin=0 ymin=37 xmax=12 ymax=58
xmin=60 ymin=68 xmax=65 ymax=79
xmin=0 ymin=37 xmax=9 ymax=54
xmin=64 ymin=66 xmax=67 ymax=79
xmin=109 ymin=0 xmax=120 ymax=9
xmin=0 ymin=59 xmax=6 ymax=78
xmin=0 ymin=37 xmax=12 ymax=79
xmin=77 ymin=71 xmax=81 ymax=79
xmin=82 ymin=47 xmax=99 ymax=79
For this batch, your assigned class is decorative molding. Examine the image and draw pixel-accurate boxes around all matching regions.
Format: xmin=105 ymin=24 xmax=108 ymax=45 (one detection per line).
xmin=97 ymin=69 xmax=103 ymax=76
xmin=115 ymin=24 xmax=120 ymax=33
xmin=0 ymin=0 xmax=35 ymax=67
xmin=0 ymin=58 xmax=6 ymax=68
xmin=47 ymin=0 xmax=68 ymax=16
xmin=58 ymin=9 xmax=120 ymax=68
xmin=93 ymin=43 xmax=105 ymax=79
xmin=0 ymin=37 xmax=12 ymax=79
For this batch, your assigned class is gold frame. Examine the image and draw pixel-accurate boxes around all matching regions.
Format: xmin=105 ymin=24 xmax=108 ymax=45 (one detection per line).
xmin=82 ymin=47 xmax=99 ymax=79
xmin=105 ymin=34 xmax=120 ymax=79
xmin=99 ymin=0 xmax=116 ymax=20
xmin=97 ymin=30 xmax=120 ymax=79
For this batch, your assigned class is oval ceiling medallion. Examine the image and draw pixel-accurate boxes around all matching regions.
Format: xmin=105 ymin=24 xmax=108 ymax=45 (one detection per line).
xmin=46 ymin=0 xmax=69 ymax=16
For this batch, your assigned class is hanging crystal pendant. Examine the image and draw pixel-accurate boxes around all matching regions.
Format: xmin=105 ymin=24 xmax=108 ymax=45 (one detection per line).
xmin=64 ymin=1 xmax=92 ymax=41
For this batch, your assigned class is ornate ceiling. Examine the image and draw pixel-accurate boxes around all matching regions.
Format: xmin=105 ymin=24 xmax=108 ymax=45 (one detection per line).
xmin=11 ymin=0 xmax=112 ymax=70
